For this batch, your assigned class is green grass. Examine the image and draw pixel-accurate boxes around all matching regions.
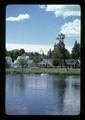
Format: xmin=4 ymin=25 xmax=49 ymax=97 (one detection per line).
xmin=6 ymin=67 xmax=80 ymax=75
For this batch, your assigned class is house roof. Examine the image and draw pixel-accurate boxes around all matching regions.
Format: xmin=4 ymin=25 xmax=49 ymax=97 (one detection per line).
xmin=65 ymin=59 xmax=78 ymax=65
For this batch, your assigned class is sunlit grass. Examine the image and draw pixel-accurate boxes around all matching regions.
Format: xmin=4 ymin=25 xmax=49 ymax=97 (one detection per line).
xmin=6 ymin=67 xmax=80 ymax=75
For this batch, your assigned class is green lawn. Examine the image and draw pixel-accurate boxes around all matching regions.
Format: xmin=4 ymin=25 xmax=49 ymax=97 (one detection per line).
xmin=6 ymin=67 xmax=80 ymax=75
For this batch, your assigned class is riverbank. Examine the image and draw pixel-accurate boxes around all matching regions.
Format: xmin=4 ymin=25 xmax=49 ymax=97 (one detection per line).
xmin=6 ymin=68 xmax=80 ymax=75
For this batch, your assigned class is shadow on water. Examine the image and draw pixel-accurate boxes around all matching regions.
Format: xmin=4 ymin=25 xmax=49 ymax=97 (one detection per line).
xmin=52 ymin=75 xmax=68 ymax=113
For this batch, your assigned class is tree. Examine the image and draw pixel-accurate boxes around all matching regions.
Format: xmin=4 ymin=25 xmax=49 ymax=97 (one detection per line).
xmin=56 ymin=34 xmax=65 ymax=57
xmin=16 ymin=54 xmax=29 ymax=69
xmin=19 ymin=49 xmax=25 ymax=56
xmin=52 ymin=46 xmax=62 ymax=67
xmin=54 ymin=45 xmax=63 ymax=58
xmin=33 ymin=56 xmax=42 ymax=65
xmin=9 ymin=49 xmax=20 ymax=62
xmin=47 ymin=49 xmax=52 ymax=58
xmin=56 ymin=33 xmax=68 ymax=70
xmin=53 ymin=58 xmax=60 ymax=67
xmin=71 ymin=41 xmax=80 ymax=59
xmin=64 ymin=49 xmax=71 ymax=59
xmin=6 ymin=50 xmax=11 ymax=57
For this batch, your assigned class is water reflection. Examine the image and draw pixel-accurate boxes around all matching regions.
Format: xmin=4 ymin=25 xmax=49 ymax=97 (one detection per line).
xmin=6 ymin=74 xmax=80 ymax=115
xmin=26 ymin=75 xmax=48 ymax=89
xmin=52 ymin=76 xmax=67 ymax=113
xmin=15 ymin=74 xmax=26 ymax=91
xmin=53 ymin=76 xmax=67 ymax=89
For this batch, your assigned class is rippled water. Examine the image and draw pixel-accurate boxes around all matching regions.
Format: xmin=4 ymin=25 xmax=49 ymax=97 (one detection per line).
xmin=5 ymin=74 xmax=80 ymax=115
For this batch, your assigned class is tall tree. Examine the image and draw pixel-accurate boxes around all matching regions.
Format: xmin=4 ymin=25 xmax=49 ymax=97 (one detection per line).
xmin=71 ymin=41 xmax=80 ymax=59
xmin=47 ymin=49 xmax=52 ymax=58
xmin=56 ymin=33 xmax=68 ymax=70
xmin=52 ymin=46 xmax=62 ymax=67
xmin=64 ymin=49 xmax=71 ymax=59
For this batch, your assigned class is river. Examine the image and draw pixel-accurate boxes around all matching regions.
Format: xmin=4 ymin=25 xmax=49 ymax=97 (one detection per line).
xmin=5 ymin=74 xmax=80 ymax=115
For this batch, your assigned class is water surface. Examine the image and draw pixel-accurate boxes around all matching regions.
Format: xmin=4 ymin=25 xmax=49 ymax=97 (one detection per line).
xmin=6 ymin=74 xmax=80 ymax=115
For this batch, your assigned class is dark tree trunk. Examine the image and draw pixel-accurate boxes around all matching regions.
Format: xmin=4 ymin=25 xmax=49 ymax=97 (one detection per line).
xmin=63 ymin=59 xmax=69 ymax=71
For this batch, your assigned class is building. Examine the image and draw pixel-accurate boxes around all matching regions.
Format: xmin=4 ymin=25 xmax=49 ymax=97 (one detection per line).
xmin=38 ymin=59 xmax=54 ymax=68
xmin=38 ymin=58 xmax=80 ymax=68
xmin=65 ymin=59 xmax=80 ymax=68
xmin=5 ymin=56 xmax=13 ymax=67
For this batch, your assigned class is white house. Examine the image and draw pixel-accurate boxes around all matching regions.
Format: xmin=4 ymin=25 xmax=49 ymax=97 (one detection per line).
xmin=13 ymin=55 xmax=33 ymax=68
xmin=38 ymin=59 xmax=54 ymax=68
xmin=5 ymin=56 xmax=13 ymax=67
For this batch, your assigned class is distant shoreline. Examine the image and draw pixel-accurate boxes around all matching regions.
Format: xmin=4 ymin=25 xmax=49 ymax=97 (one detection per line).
xmin=6 ymin=68 xmax=80 ymax=75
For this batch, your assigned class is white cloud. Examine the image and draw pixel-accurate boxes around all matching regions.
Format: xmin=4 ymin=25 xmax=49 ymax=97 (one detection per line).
xmin=38 ymin=5 xmax=46 ymax=9
xmin=6 ymin=13 xmax=30 ymax=22
xmin=6 ymin=43 xmax=53 ymax=55
xmin=6 ymin=43 xmax=72 ymax=54
xmin=60 ymin=19 xmax=80 ymax=37
xmin=38 ymin=5 xmax=80 ymax=18
xmin=63 ymin=11 xmax=80 ymax=19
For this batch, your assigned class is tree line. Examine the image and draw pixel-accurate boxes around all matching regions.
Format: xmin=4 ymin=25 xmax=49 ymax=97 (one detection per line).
xmin=6 ymin=33 xmax=80 ymax=67
xmin=47 ymin=33 xmax=80 ymax=68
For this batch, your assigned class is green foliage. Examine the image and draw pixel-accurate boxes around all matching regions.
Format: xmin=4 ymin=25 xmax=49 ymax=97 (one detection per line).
xmin=55 ymin=33 xmax=66 ymax=60
xmin=17 ymin=55 xmax=29 ymax=68
xmin=6 ymin=38 xmax=80 ymax=69
xmin=19 ymin=49 xmax=25 ymax=56
xmin=6 ymin=50 xmax=19 ymax=62
xmin=51 ymin=33 xmax=66 ymax=67
xmin=64 ymin=49 xmax=71 ymax=59
xmin=53 ymin=58 xmax=60 ymax=66
xmin=52 ymin=46 xmax=62 ymax=58
xmin=33 ymin=55 xmax=42 ymax=64
xmin=71 ymin=41 xmax=80 ymax=59
xmin=47 ymin=49 xmax=52 ymax=58
xmin=6 ymin=49 xmax=26 ymax=62
xmin=52 ymin=46 xmax=62 ymax=67
xmin=55 ymin=33 xmax=70 ymax=71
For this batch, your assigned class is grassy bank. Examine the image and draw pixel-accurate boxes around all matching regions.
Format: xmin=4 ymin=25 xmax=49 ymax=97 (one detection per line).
xmin=6 ymin=68 xmax=80 ymax=75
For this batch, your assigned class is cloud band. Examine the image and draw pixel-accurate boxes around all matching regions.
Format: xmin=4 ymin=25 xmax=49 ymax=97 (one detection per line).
xmin=6 ymin=13 xmax=30 ymax=22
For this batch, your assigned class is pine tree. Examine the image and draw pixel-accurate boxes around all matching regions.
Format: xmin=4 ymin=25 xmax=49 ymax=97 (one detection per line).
xmin=71 ymin=41 xmax=80 ymax=59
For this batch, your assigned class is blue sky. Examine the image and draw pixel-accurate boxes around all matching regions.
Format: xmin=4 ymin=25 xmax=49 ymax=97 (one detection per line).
xmin=6 ymin=5 xmax=80 ymax=54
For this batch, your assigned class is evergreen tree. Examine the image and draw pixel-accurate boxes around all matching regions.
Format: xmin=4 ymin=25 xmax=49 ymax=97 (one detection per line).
xmin=47 ymin=49 xmax=52 ymax=58
xmin=71 ymin=41 xmax=80 ymax=59
xmin=56 ymin=33 xmax=68 ymax=70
